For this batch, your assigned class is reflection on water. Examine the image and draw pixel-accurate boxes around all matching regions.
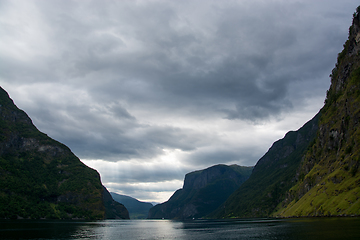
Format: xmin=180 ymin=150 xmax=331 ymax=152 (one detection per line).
xmin=1 ymin=217 xmax=359 ymax=239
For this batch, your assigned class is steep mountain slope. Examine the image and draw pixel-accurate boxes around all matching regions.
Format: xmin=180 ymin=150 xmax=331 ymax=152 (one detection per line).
xmin=211 ymin=114 xmax=320 ymax=218
xmin=0 ymin=87 xmax=129 ymax=220
xmin=274 ymin=8 xmax=360 ymax=217
xmin=213 ymin=6 xmax=360 ymax=219
xmin=148 ymin=164 xmax=252 ymax=219
xmin=103 ymin=187 xmax=130 ymax=219
xmin=111 ymin=192 xmax=153 ymax=219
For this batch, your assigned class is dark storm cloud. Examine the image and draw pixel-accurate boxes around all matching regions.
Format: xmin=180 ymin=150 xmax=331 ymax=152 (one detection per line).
xmin=25 ymin=0 xmax=350 ymax=122
xmin=1 ymin=0 xmax=358 ymax=201
xmin=24 ymin=92 xmax=208 ymax=161
xmin=3 ymin=0 xmax=353 ymax=122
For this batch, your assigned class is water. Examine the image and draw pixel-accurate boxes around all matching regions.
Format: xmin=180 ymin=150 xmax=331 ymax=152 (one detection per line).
xmin=1 ymin=217 xmax=359 ymax=240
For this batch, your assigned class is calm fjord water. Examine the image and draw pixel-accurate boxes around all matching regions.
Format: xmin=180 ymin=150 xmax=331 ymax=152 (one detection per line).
xmin=1 ymin=217 xmax=359 ymax=240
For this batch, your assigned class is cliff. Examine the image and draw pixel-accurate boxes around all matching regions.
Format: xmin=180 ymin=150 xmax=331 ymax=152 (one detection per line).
xmin=0 ymin=87 xmax=129 ymax=220
xmin=148 ymin=164 xmax=252 ymax=219
xmin=274 ymin=8 xmax=360 ymax=217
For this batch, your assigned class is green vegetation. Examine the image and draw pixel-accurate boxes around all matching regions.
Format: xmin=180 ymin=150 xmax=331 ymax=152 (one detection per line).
xmin=0 ymin=87 xmax=128 ymax=220
xmin=274 ymin=166 xmax=360 ymax=217
xmin=274 ymin=8 xmax=360 ymax=217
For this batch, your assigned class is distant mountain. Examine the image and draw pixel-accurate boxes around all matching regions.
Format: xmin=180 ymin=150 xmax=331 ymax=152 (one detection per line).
xmin=0 ymin=87 xmax=129 ymax=220
xmin=110 ymin=192 xmax=153 ymax=219
xmin=148 ymin=164 xmax=253 ymax=219
xmin=212 ymin=6 xmax=360 ymax=218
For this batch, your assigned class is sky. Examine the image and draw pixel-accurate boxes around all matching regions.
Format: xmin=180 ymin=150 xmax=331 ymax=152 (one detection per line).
xmin=0 ymin=0 xmax=358 ymax=203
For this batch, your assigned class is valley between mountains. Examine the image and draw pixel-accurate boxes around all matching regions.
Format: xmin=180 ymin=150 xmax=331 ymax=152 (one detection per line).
xmin=1 ymin=6 xmax=360 ymax=220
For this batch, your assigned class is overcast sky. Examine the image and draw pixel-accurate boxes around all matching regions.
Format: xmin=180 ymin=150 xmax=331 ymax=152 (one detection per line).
xmin=1 ymin=0 xmax=357 ymax=203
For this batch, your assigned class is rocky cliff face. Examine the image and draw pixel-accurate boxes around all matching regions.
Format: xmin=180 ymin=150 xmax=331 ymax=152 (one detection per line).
xmin=275 ymin=9 xmax=360 ymax=217
xmin=148 ymin=164 xmax=252 ymax=219
xmin=0 ymin=87 xmax=129 ymax=219
xmin=183 ymin=164 xmax=250 ymax=190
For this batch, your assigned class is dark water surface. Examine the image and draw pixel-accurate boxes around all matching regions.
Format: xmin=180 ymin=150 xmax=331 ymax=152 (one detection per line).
xmin=1 ymin=217 xmax=359 ymax=240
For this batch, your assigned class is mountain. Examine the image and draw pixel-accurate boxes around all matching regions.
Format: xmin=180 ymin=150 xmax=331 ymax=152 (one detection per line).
xmin=110 ymin=192 xmax=153 ymax=219
xmin=0 ymin=87 xmax=129 ymax=220
xmin=211 ymin=114 xmax=320 ymax=218
xmin=213 ymin=6 xmax=360 ymax=218
xmin=274 ymin=8 xmax=360 ymax=217
xmin=103 ymin=187 xmax=130 ymax=219
xmin=148 ymin=164 xmax=253 ymax=219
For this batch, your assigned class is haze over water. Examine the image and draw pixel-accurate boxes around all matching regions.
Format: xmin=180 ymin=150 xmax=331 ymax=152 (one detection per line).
xmin=1 ymin=217 xmax=359 ymax=240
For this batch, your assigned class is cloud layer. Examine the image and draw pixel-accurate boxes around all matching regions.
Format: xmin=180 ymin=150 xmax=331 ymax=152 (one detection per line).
xmin=1 ymin=0 xmax=357 ymax=202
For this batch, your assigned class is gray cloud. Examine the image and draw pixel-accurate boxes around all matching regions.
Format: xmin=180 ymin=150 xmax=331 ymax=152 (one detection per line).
xmin=1 ymin=0 xmax=358 ymax=201
xmin=25 ymin=93 xmax=208 ymax=161
xmin=14 ymin=1 xmax=350 ymax=120
xmin=102 ymin=163 xmax=187 ymax=184
xmin=181 ymin=147 xmax=258 ymax=167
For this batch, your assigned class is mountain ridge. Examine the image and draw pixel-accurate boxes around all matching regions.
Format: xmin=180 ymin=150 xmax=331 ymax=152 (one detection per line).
xmin=0 ymin=87 xmax=129 ymax=220
xmin=110 ymin=192 xmax=153 ymax=219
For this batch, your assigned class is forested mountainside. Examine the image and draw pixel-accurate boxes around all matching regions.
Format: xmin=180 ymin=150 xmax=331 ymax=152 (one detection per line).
xmin=213 ymin=6 xmax=360 ymax=219
xmin=0 ymin=87 xmax=129 ymax=220
xmin=148 ymin=164 xmax=252 ymax=219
